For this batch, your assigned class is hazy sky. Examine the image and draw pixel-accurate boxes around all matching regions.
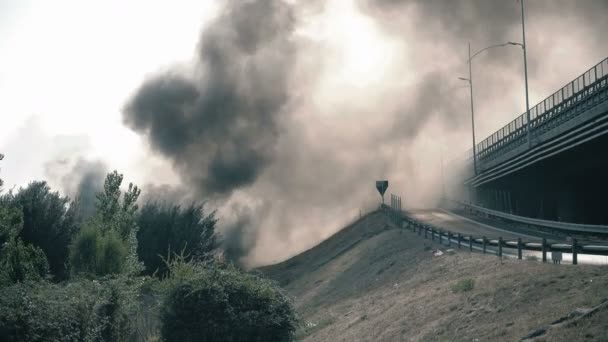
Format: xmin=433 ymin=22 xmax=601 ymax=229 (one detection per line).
xmin=1 ymin=0 xmax=607 ymax=266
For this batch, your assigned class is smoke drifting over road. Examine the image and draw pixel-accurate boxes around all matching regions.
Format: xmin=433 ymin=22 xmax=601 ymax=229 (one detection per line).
xmin=122 ymin=0 xmax=608 ymax=266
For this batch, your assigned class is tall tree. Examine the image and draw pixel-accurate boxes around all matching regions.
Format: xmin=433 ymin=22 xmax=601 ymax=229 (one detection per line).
xmin=6 ymin=182 xmax=78 ymax=281
xmin=137 ymin=202 xmax=217 ymax=276
xmin=70 ymin=171 xmax=143 ymax=277
xmin=0 ymin=204 xmax=49 ymax=286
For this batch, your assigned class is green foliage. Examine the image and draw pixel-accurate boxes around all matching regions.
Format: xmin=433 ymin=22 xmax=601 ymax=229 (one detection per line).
xmin=69 ymin=223 xmax=128 ymax=277
xmin=0 ymin=237 xmax=49 ymax=286
xmin=69 ymin=170 xmax=143 ymax=277
xmin=0 ymin=205 xmax=49 ymax=286
xmin=137 ymin=202 xmax=218 ymax=276
xmin=160 ymin=260 xmax=298 ymax=342
xmin=2 ymin=181 xmax=79 ymax=281
xmin=451 ymin=278 xmax=475 ymax=293
xmin=0 ymin=203 xmax=22 ymax=245
xmin=95 ymin=171 xmax=140 ymax=240
xmin=0 ymin=279 xmax=134 ymax=342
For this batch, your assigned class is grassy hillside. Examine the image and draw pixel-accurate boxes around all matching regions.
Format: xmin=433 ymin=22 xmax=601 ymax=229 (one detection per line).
xmin=261 ymin=210 xmax=608 ymax=341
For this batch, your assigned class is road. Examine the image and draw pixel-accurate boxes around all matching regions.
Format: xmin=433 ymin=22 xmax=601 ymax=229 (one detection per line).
xmin=405 ymin=208 xmax=608 ymax=265
xmin=406 ymin=208 xmax=549 ymax=241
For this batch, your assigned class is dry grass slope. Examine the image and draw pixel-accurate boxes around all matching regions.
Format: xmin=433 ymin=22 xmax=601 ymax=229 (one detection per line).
xmin=261 ymin=210 xmax=608 ymax=342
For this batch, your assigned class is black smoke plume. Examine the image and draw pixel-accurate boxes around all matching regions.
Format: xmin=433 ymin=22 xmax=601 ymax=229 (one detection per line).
xmin=123 ymin=0 xmax=296 ymax=198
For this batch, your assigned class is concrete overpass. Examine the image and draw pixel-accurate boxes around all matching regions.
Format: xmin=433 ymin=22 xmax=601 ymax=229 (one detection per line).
xmin=459 ymin=57 xmax=608 ymax=225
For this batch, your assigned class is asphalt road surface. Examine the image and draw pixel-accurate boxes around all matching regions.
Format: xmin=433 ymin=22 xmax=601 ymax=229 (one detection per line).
xmin=406 ymin=208 xmax=608 ymax=265
xmin=406 ymin=208 xmax=557 ymax=243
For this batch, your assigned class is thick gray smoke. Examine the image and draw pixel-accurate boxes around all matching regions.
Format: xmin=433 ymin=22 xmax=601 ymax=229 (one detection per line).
xmin=123 ymin=0 xmax=297 ymax=264
xmin=124 ymin=0 xmax=295 ymax=198
xmin=121 ymin=0 xmax=608 ymax=266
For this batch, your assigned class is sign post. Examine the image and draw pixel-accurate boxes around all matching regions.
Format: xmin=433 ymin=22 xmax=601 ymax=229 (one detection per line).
xmin=375 ymin=180 xmax=388 ymax=204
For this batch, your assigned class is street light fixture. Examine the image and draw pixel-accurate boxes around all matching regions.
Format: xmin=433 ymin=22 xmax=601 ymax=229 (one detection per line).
xmin=507 ymin=2 xmax=532 ymax=147
xmin=508 ymin=40 xmax=531 ymax=131
xmin=458 ymin=37 xmax=529 ymax=177
xmin=458 ymin=42 xmax=511 ymax=177
xmin=509 ymin=5 xmax=532 ymax=147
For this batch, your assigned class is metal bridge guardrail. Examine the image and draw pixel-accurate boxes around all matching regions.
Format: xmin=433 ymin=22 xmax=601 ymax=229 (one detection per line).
xmin=460 ymin=201 xmax=608 ymax=234
xmin=476 ymin=57 xmax=608 ymax=161
xmin=383 ymin=207 xmax=608 ymax=265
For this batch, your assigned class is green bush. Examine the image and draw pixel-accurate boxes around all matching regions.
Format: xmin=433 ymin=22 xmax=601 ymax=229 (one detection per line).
xmin=137 ymin=202 xmax=218 ymax=276
xmin=69 ymin=223 xmax=129 ymax=277
xmin=0 ymin=279 xmax=133 ymax=342
xmin=160 ymin=262 xmax=297 ymax=342
xmin=0 ymin=204 xmax=49 ymax=286
xmin=69 ymin=170 xmax=143 ymax=277
xmin=0 ymin=237 xmax=49 ymax=286
xmin=4 ymin=181 xmax=79 ymax=281
xmin=451 ymin=278 xmax=475 ymax=293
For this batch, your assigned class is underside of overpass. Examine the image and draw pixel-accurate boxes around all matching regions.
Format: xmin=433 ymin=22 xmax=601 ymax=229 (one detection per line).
xmin=473 ymin=132 xmax=608 ymax=224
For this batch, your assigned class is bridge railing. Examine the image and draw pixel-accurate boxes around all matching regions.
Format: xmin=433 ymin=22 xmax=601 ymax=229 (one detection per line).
xmin=446 ymin=199 xmax=608 ymax=234
xmin=383 ymin=206 xmax=608 ymax=265
xmin=476 ymin=57 xmax=608 ymax=162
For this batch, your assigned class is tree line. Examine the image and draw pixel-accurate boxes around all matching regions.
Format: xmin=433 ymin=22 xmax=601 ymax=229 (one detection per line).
xmin=0 ymin=156 xmax=297 ymax=341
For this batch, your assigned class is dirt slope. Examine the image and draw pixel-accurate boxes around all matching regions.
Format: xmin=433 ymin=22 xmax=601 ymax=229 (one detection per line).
xmin=261 ymin=209 xmax=608 ymax=341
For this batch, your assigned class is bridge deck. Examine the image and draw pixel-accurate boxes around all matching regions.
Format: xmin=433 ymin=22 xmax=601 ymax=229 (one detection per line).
xmin=475 ymin=57 xmax=608 ymax=169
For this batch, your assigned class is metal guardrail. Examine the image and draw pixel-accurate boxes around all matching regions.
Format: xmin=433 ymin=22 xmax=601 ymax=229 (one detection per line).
xmin=477 ymin=57 xmax=608 ymax=161
xmin=381 ymin=206 xmax=608 ymax=265
xmin=462 ymin=202 xmax=608 ymax=234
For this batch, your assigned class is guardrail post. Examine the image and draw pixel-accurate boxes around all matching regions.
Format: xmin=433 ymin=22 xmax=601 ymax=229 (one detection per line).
xmin=498 ymin=237 xmax=503 ymax=257
xmin=439 ymin=231 xmax=443 ymax=245
xmin=457 ymin=233 xmax=462 ymax=249
xmin=572 ymin=239 xmax=578 ymax=265
xmin=517 ymin=238 xmax=522 ymax=260
xmin=447 ymin=231 xmax=452 ymax=247
xmin=469 ymin=235 xmax=473 ymax=252
xmin=542 ymin=238 xmax=547 ymax=263
xmin=431 ymin=228 xmax=434 ymax=242
xmin=482 ymin=236 xmax=487 ymax=254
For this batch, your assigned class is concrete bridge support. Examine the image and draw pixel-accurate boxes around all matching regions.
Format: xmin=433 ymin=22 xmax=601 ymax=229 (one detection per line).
xmin=473 ymin=131 xmax=608 ymax=224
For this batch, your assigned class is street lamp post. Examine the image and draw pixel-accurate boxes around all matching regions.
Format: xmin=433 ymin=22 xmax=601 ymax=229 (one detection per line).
xmin=458 ymin=42 xmax=513 ymax=176
xmin=458 ymin=43 xmax=478 ymax=176
xmin=519 ymin=0 xmax=531 ymax=147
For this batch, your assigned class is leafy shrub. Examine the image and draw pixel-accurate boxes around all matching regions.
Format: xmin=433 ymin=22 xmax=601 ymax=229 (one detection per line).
xmin=69 ymin=171 xmax=143 ymax=277
xmin=0 ymin=237 xmax=49 ymax=286
xmin=69 ymin=223 xmax=129 ymax=277
xmin=451 ymin=278 xmax=475 ymax=293
xmin=0 ymin=204 xmax=49 ymax=286
xmin=137 ymin=202 xmax=218 ymax=276
xmin=0 ymin=279 xmax=133 ymax=342
xmin=160 ymin=261 xmax=297 ymax=342
xmin=4 ymin=181 xmax=79 ymax=281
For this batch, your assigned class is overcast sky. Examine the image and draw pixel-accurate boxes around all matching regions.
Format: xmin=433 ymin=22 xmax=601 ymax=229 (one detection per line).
xmin=1 ymin=0 xmax=607 ymax=266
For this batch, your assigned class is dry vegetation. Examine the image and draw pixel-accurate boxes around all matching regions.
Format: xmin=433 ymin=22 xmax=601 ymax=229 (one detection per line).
xmin=261 ymin=210 xmax=608 ymax=341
